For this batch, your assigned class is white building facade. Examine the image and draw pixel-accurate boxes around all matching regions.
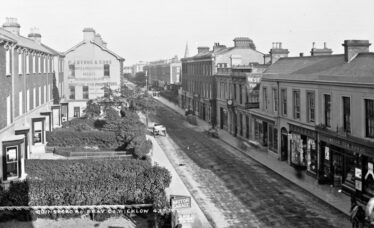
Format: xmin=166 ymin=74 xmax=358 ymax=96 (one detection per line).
xmin=63 ymin=28 xmax=124 ymax=119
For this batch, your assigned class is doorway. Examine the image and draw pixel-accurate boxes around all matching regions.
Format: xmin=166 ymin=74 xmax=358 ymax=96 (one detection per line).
xmin=281 ymin=128 xmax=288 ymax=161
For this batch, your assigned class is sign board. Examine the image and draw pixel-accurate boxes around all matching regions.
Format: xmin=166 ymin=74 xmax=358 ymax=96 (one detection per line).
xmin=325 ymin=147 xmax=330 ymax=160
xmin=355 ymin=180 xmax=362 ymax=191
xmin=170 ymin=195 xmax=191 ymax=210
xmin=355 ymin=168 xmax=362 ymax=179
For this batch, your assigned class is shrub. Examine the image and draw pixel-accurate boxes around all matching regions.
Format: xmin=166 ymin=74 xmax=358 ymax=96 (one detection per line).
xmin=61 ymin=117 xmax=96 ymax=131
xmin=0 ymin=159 xmax=171 ymax=222
xmin=46 ymin=130 xmax=118 ymax=149
xmin=133 ymin=139 xmax=152 ymax=159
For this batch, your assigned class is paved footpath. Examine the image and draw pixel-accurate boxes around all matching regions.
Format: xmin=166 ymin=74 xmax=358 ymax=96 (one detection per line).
xmin=153 ymin=96 xmax=351 ymax=217
xmin=146 ymin=129 xmax=212 ymax=228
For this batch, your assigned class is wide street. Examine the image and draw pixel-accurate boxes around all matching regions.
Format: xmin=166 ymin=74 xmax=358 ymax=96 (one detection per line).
xmin=151 ymin=103 xmax=351 ymax=228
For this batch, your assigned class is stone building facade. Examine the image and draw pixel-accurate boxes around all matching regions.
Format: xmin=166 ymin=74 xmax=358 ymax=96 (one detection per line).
xmin=180 ymin=38 xmax=266 ymax=126
xmin=255 ymin=40 xmax=374 ymax=202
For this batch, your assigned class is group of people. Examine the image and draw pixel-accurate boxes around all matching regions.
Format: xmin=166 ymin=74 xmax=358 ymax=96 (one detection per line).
xmin=350 ymin=196 xmax=374 ymax=228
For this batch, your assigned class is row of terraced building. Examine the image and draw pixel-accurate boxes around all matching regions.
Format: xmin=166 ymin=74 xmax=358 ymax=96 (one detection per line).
xmin=179 ymin=37 xmax=374 ymax=202
xmin=0 ymin=17 xmax=124 ymax=184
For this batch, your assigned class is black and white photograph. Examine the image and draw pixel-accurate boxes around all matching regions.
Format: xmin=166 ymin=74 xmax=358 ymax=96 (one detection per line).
xmin=0 ymin=0 xmax=373 ymax=227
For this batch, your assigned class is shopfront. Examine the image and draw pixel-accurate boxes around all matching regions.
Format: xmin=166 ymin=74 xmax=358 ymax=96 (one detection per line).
xmin=289 ymin=124 xmax=317 ymax=176
xmin=253 ymin=116 xmax=277 ymax=151
xmin=318 ymin=130 xmax=374 ymax=200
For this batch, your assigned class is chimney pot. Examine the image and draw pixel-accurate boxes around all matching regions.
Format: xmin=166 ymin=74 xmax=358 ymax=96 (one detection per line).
xmin=300 ymin=53 xmax=304 ymax=57
xmin=324 ymin=42 xmax=327 ymax=49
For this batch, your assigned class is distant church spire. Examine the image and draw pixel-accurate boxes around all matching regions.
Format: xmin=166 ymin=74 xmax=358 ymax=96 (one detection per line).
xmin=184 ymin=42 xmax=190 ymax=58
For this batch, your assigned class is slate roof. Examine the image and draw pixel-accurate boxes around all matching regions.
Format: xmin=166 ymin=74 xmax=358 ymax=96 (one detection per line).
xmin=0 ymin=28 xmax=59 ymax=55
xmin=263 ymin=53 xmax=374 ymax=84
xmin=64 ymin=40 xmax=124 ymax=61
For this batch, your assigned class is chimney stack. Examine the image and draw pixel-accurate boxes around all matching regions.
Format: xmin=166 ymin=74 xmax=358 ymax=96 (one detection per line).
xmin=2 ymin=17 xmax=21 ymax=35
xmin=233 ymin=37 xmax=256 ymax=49
xmin=213 ymin=42 xmax=226 ymax=51
xmin=28 ymin=27 xmax=42 ymax=44
xmin=197 ymin=46 xmax=210 ymax=54
xmin=83 ymin=27 xmax=96 ymax=41
xmin=269 ymin=42 xmax=289 ymax=64
xmin=342 ymin=40 xmax=371 ymax=62
xmin=310 ymin=42 xmax=333 ymax=56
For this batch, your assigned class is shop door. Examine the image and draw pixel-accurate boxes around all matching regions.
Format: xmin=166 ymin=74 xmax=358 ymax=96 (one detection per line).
xmin=332 ymin=153 xmax=344 ymax=187
xmin=281 ymin=128 xmax=288 ymax=161
xmin=263 ymin=122 xmax=268 ymax=146
xmin=220 ymin=108 xmax=224 ymax=129
xmin=202 ymin=103 xmax=206 ymax=120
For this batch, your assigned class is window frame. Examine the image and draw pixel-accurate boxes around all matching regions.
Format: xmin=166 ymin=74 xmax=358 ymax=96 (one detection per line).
xmin=293 ymin=90 xmax=300 ymax=119
xmin=281 ymin=88 xmax=287 ymax=116
xmin=342 ymin=96 xmax=351 ymax=133
xmin=365 ymin=99 xmax=374 ymax=138
xmin=324 ymin=94 xmax=331 ymax=127
xmin=306 ymin=91 xmax=315 ymax=123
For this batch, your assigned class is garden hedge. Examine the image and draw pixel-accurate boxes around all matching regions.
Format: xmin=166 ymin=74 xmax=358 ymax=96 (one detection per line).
xmin=0 ymin=159 xmax=171 ymax=207
xmin=46 ymin=130 xmax=118 ymax=149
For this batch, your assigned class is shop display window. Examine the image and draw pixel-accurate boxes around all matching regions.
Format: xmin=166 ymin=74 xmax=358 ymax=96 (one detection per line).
xmin=306 ymin=139 xmax=317 ymax=174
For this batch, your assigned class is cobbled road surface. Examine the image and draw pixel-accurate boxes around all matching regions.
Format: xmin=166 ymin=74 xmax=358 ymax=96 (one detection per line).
xmin=151 ymin=104 xmax=351 ymax=228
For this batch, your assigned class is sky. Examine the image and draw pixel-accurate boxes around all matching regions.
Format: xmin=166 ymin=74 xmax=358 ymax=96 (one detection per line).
xmin=1 ymin=0 xmax=374 ymax=65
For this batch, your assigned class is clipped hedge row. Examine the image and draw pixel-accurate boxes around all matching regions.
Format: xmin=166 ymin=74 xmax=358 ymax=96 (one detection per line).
xmin=0 ymin=159 xmax=171 ymax=207
xmin=46 ymin=130 xmax=118 ymax=149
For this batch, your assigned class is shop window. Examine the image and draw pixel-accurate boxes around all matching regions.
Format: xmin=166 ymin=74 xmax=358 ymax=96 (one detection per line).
xmin=306 ymin=139 xmax=317 ymax=174
xmin=281 ymin=88 xmax=287 ymax=116
xmin=307 ymin=91 xmax=315 ymax=122
xmin=293 ymin=90 xmax=300 ymax=119
xmin=83 ymin=86 xmax=89 ymax=99
xmin=273 ymin=128 xmax=278 ymax=152
xmin=343 ymin=96 xmax=351 ymax=133
xmin=104 ymin=64 xmax=110 ymax=76
xmin=324 ymin=94 xmax=331 ymax=127
xmin=291 ymin=134 xmax=306 ymax=167
xmin=365 ymin=160 xmax=374 ymax=195
xmin=365 ymin=99 xmax=374 ymax=138
xmin=69 ymin=64 xmax=75 ymax=77
xmin=69 ymin=86 xmax=75 ymax=100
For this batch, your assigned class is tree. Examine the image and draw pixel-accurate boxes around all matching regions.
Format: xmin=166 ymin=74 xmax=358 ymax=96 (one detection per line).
xmin=84 ymin=100 xmax=101 ymax=118
xmin=52 ymin=73 xmax=60 ymax=104
xmin=133 ymin=72 xmax=146 ymax=87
